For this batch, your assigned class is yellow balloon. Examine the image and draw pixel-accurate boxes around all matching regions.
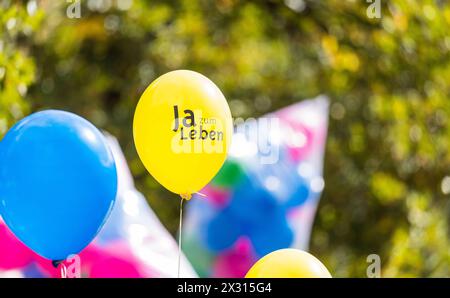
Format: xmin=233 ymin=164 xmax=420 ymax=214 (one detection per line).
xmin=245 ymin=249 xmax=332 ymax=278
xmin=133 ymin=70 xmax=232 ymax=199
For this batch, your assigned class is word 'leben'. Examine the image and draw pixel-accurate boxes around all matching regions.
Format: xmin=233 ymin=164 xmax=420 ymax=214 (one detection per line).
xmin=172 ymin=105 xmax=223 ymax=141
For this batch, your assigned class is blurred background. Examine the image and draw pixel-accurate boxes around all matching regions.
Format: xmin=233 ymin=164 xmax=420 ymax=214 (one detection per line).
xmin=0 ymin=0 xmax=449 ymax=277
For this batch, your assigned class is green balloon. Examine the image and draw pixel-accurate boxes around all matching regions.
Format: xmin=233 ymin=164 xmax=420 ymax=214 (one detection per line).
xmin=211 ymin=159 xmax=245 ymax=188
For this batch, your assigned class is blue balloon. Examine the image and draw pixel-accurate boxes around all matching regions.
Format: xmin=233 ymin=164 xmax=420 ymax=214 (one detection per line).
xmin=228 ymin=176 xmax=278 ymax=223
xmin=247 ymin=209 xmax=294 ymax=257
xmin=285 ymin=178 xmax=310 ymax=208
xmin=0 ymin=110 xmax=117 ymax=261
xmin=205 ymin=207 xmax=242 ymax=252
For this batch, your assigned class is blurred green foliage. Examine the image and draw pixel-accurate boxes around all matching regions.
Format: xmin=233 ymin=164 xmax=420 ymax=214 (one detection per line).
xmin=0 ymin=1 xmax=43 ymax=135
xmin=1 ymin=0 xmax=449 ymax=277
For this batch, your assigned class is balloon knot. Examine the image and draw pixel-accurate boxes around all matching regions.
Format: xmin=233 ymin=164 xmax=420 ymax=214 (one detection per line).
xmin=52 ymin=260 xmax=64 ymax=268
xmin=180 ymin=193 xmax=192 ymax=200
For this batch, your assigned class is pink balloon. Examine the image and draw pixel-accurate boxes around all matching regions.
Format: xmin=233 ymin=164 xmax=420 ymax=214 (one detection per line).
xmin=0 ymin=223 xmax=34 ymax=270
xmin=34 ymin=242 xmax=104 ymax=278
xmin=212 ymin=237 xmax=256 ymax=278
xmin=202 ymin=186 xmax=231 ymax=207
xmin=35 ymin=240 xmax=157 ymax=278
xmin=90 ymin=256 xmax=142 ymax=278
xmin=90 ymin=241 xmax=145 ymax=278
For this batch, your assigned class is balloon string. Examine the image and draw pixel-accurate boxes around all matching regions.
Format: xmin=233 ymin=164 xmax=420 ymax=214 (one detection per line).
xmin=177 ymin=197 xmax=184 ymax=278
